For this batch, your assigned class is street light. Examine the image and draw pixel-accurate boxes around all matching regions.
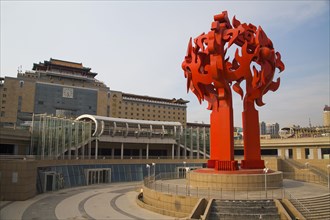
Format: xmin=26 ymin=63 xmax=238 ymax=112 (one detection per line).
xmin=327 ymin=164 xmax=330 ymax=190
xmin=146 ymin=164 xmax=150 ymax=178
xmin=263 ymin=168 xmax=269 ymax=198
xmin=183 ymin=161 xmax=186 ymax=178
xmin=185 ymin=167 xmax=190 ymax=195
xmin=152 ymin=162 xmax=156 ymax=178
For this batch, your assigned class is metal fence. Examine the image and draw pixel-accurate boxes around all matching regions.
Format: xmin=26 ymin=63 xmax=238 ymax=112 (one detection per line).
xmin=143 ymin=172 xmax=285 ymax=200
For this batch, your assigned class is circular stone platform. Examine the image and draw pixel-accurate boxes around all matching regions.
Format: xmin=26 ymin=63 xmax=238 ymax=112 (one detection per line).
xmin=188 ymin=168 xmax=283 ymax=190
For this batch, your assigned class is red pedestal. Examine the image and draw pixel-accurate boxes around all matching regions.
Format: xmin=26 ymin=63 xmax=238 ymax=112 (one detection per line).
xmin=208 ymin=159 xmax=238 ymax=171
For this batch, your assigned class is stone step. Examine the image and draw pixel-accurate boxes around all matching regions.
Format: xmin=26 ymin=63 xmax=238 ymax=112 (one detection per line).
xmin=209 ymin=213 xmax=280 ymax=220
xmin=305 ymin=204 xmax=330 ymax=210
xmin=213 ymin=200 xmax=275 ymax=207
xmin=306 ymin=213 xmax=330 ymax=219
xmin=211 ymin=207 xmax=278 ymax=214
xmin=298 ymin=194 xmax=330 ymax=201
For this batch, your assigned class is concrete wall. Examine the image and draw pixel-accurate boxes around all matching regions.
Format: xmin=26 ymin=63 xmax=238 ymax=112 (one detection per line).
xmin=140 ymin=186 xmax=199 ymax=218
xmin=0 ymin=159 xmax=206 ymax=201
xmin=188 ymin=170 xmax=283 ymax=190
xmin=0 ymin=160 xmax=37 ymax=200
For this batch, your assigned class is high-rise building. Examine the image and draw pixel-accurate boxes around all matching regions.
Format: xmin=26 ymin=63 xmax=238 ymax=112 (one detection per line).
xmin=266 ymin=122 xmax=280 ymax=136
xmin=259 ymin=121 xmax=266 ymax=135
xmin=323 ymin=105 xmax=330 ymax=127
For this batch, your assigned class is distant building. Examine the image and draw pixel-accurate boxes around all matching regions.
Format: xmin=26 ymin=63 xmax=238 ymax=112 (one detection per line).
xmin=323 ymin=105 xmax=330 ymax=127
xmin=260 ymin=121 xmax=279 ymax=137
xmin=0 ymin=58 xmax=189 ymax=126
xmin=260 ymin=121 xmax=266 ymax=135
xmin=109 ymin=91 xmax=188 ymax=126
xmin=0 ymin=58 xmax=111 ymax=124
xmin=266 ymin=123 xmax=280 ymax=136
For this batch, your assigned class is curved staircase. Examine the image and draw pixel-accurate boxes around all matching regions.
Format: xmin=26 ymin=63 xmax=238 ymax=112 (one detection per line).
xmin=290 ymin=193 xmax=330 ymax=219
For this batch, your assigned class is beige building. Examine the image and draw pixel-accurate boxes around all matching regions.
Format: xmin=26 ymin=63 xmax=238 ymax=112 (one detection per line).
xmin=109 ymin=91 xmax=188 ymax=126
xmin=323 ymin=105 xmax=330 ymax=127
xmin=0 ymin=58 xmax=111 ymax=124
xmin=0 ymin=58 xmax=188 ymax=126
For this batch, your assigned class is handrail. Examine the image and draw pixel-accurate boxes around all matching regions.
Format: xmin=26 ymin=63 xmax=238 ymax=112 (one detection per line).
xmin=284 ymin=190 xmax=311 ymax=219
xmin=283 ymin=158 xmax=305 ymax=169
xmin=143 ymin=172 xmax=284 ymax=200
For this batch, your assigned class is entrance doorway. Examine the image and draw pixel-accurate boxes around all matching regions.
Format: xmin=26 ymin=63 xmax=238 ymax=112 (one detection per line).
xmin=85 ymin=168 xmax=111 ymax=185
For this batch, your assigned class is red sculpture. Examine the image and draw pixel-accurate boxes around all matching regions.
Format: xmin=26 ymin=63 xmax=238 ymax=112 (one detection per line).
xmin=182 ymin=11 xmax=285 ymax=170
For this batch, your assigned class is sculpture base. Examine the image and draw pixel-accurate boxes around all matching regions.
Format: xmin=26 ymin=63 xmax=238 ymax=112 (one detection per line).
xmin=240 ymin=160 xmax=265 ymax=169
xmin=208 ymin=160 xmax=239 ymax=171
xmin=189 ymin=168 xmax=283 ymax=190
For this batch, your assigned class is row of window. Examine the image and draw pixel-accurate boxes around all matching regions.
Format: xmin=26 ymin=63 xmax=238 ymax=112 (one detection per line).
xmin=116 ymin=111 xmax=185 ymax=120
xmin=119 ymin=107 xmax=185 ymax=114
xmin=117 ymin=100 xmax=186 ymax=111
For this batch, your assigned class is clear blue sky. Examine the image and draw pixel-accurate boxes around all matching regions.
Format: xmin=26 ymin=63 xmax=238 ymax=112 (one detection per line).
xmin=1 ymin=1 xmax=329 ymax=127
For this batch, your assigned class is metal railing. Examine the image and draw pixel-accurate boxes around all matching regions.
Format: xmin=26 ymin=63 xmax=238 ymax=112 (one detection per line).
xmin=143 ymin=172 xmax=284 ymax=200
xmin=284 ymin=190 xmax=311 ymax=219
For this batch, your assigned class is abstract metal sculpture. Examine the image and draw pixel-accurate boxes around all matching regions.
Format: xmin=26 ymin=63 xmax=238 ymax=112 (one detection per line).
xmin=182 ymin=11 xmax=285 ymax=170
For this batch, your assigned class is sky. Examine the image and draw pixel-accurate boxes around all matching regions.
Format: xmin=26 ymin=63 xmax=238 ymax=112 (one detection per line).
xmin=1 ymin=1 xmax=329 ymax=128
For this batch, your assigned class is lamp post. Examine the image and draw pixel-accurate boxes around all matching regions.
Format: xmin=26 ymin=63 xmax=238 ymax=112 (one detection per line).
xmin=146 ymin=164 xmax=150 ymax=178
xmin=327 ymin=164 xmax=330 ymax=191
xmin=183 ymin=161 xmax=186 ymax=178
xmin=185 ymin=167 xmax=190 ymax=195
xmin=263 ymin=168 xmax=269 ymax=198
xmin=152 ymin=162 xmax=156 ymax=179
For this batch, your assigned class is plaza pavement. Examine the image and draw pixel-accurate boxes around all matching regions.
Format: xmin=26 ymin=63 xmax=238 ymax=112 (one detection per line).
xmin=0 ymin=180 xmax=329 ymax=220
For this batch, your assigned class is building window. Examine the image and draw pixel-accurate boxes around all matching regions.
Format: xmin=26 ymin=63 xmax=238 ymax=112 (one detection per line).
xmin=0 ymin=111 xmax=5 ymax=117
xmin=38 ymin=100 xmax=44 ymax=105
xmin=19 ymin=80 xmax=24 ymax=88
xmin=3 ymin=88 xmax=7 ymax=91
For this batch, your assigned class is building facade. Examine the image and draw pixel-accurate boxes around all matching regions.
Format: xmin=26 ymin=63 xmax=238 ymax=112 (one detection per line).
xmin=0 ymin=59 xmax=189 ymax=126
xmin=109 ymin=91 xmax=188 ymax=126
xmin=0 ymin=58 xmax=111 ymax=124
